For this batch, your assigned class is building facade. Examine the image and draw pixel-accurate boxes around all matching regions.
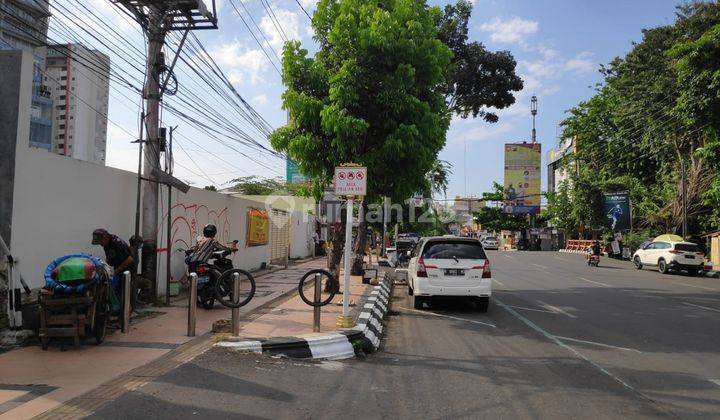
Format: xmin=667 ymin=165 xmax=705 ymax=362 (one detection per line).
xmin=547 ymin=137 xmax=575 ymax=194
xmin=45 ymin=44 xmax=110 ymax=165
xmin=0 ymin=0 xmax=53 ymax=151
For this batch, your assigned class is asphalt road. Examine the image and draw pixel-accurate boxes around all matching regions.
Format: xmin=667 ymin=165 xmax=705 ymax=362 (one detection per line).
xmin=90 ymin=252 xmax=720 ymax=419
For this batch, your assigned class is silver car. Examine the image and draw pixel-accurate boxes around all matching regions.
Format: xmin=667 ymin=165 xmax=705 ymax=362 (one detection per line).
xmin=481 ymin=236 xmax=499 ymax=250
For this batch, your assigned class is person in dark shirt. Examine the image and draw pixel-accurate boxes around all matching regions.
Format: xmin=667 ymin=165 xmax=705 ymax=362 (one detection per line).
xmin=92 ymin=228 xmax=135 ymax=291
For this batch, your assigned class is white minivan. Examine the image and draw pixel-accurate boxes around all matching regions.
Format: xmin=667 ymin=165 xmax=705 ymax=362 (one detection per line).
xmin=407 ymin=236 xmax=492 ymax=312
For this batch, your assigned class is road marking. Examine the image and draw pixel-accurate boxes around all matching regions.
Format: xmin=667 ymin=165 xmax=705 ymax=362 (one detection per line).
xmin=579 ymin=277 xmax=611 ymax=287
xmin=710 ymin=379 xmax=720 ymax=387
xmin=493 ymin=279 xmax=505 ymax=286
xmin=495 ymin=298 xmax=640 ymax=394
xmin=554 ymin=335 xmax=642 ymax=353
xmin=671 ymin=282 xmax=718 ymax=291
xmin=399 ymin=307 xmax=496 ymax=328
xmin=532 ymin=263 xmax=549 ymax=270
xmin=537 ymin=300 xmax=577 ymax=318
xmin=683 ymin=302 xmax=720 ymax=313
xmin=507 ymin=305 xmax=556 ymax=314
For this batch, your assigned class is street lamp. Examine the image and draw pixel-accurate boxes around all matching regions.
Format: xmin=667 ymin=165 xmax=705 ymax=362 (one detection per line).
xmin=531 ymin=95 xmax=538 ymax=143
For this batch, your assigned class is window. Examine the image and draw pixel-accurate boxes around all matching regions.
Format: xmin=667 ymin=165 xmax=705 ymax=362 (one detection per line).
xmin=674 ymin=243 xmax=700 ymax=252
xmin=57 ymin=105 xmax=66 ymax=110
xmin=657 ymin=242 xmax=671 ymax=249
xmin=60 ymin=76 xmax=66 ymax=81
xmin=59 ymin=95 xmax=66 ymax=100
xmin=422 ymin=240 xmax=488 ymax=260
xmin=59 ymin=124 xmax=65 ymax=129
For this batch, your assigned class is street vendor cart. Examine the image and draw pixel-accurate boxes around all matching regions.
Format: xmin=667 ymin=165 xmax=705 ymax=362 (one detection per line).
xmin=38 ymin=254 xmax=114 ymax=350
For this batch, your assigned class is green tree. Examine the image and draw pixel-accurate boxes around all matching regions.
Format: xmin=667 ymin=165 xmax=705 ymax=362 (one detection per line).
xmin=270 ymin=0 xmax=522 ymax=274
xmin=228 ymin=176 xmax=303 ymax=196
xmin=560 ymin=2 xmax=720 ymax=237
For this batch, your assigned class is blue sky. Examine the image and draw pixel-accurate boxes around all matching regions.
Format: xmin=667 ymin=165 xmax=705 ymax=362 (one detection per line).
xmin=50 ymin=0 xmax=685 ymax=197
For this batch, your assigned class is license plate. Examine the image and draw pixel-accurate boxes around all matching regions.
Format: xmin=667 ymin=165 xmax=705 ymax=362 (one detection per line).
xmin=197 ymin=276 xmax=210 ymax=285
xmin=444 ymin=269 xmax=465 ymax=276
xmin=685 ymin=255 xmax=695 ymax=259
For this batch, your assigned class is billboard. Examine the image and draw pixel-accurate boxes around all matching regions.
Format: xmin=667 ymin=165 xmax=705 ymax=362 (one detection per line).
xmin=602 ymin=191 xmax=631 ymax=232
xmin=503 ymin=143 xmax=541 ymax=214
xmin=286 ymin=158 xmax=310 ymax=184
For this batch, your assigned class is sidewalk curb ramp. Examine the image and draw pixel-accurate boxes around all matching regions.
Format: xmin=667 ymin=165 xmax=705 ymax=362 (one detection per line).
xmin=216 ymin=275 xmax=392 ymax=360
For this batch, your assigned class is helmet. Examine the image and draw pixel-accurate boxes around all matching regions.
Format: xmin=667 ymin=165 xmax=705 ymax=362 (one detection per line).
xmin=203 ymin=224 xmax=217 ymax=238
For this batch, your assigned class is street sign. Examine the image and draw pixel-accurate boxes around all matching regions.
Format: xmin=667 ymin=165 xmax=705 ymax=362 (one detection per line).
xmin=334 ymin=166 xmax=367 ymax=196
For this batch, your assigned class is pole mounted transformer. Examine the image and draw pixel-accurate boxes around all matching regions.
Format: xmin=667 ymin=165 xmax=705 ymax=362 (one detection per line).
xmin=113 ymin=0 xmax=218 ymax=300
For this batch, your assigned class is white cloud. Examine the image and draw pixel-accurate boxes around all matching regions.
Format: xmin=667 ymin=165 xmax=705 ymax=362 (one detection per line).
xmin=252 ymin=94 xmax=268 ymax=105
xmin=209 ymin=41 xmax=269 ymax=86
xmin=450 ymin=118 xmax=517 ymax=145
xmin=479 ymin=17 xmax=539 ymax=44
xmin=260 ymin=7 xmax=301 ymax=50
xmin=565 ymin=51 xmax=596 ymax=73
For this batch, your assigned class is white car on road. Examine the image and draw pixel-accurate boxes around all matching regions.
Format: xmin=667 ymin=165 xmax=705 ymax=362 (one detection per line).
xmin=481 ymin=236 xmax=499 ymax=250
xmin=407 ymin=236 xmax=492 ymax=312
xmin=632 ymin=240 xmax=705 ymax=275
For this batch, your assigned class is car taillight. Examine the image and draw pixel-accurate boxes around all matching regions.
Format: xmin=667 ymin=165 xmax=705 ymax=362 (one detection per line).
xmin=416 ymin=257 xmax=437 ymax=277
xmin=697 ymin=252 xmax=705 ymax=257
xmin=197 ymin=265 xmax=206 ymax=275
xmin=669 ymin=250 xmax=681 ymax=254
xmin=472 ymin=261 xmax=492 ymax=278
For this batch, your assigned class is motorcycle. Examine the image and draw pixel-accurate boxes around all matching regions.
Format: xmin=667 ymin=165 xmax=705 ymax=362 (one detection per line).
xmin=184 ymin=240 xmax=256 ymax=309
xmin=587 ymin=253 xmax=600 ymax=267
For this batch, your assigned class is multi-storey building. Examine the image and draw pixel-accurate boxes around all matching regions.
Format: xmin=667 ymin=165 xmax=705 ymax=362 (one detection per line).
xmin=45 ymin=44 xmax=110 ymax=165
xmin=0 ymin=0 xmax=53 ymax=151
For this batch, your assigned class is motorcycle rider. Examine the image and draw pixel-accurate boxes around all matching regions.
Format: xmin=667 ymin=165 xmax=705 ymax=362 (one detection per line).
xmin=187 ymin=224 xmax=238 ymax=267
xmin=587 ymin=240 xmax=602 ymax=263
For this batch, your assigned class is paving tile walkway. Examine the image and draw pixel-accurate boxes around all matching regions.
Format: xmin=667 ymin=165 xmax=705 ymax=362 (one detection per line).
xmin=0 ymin=258 xmax=326 ymax=420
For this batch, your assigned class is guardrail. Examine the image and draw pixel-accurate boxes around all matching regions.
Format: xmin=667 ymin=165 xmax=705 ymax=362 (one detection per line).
xmin=562 ymin=240 xmax=596 ymax=253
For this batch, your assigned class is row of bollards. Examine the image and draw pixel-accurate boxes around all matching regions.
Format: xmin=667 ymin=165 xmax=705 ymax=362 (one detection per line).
xmin=186 ymin=272 xmax=242 ymax=337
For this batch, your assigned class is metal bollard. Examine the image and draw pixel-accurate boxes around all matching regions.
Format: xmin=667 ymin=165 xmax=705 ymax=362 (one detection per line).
xmin=313 ymin=273 xmax=321 ymax=332
xmin=231 ymin=272 xmax=240 ymax=336
xmin=122 ymin=271 xmax=131 ymax=333
xmin=188 ymin=273 xmax=197 ymax=337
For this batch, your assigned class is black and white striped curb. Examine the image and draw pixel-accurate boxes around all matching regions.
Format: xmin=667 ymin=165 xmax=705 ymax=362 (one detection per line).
xmin=216 ymin=274 xmax=392 ymax=360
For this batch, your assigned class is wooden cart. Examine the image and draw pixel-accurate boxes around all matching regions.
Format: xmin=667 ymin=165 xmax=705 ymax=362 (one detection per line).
xmin=38 ymin=275 xmax=110 ymax=350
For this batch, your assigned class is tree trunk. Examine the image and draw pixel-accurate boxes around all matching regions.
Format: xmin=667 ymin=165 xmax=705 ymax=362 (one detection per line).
xmin=351 ymin=200 xmax=368 ymax=275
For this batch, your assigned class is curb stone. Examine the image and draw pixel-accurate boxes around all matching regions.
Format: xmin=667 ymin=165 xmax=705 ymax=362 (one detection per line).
xmin=216 ymin=274 xmax=392 ymax=360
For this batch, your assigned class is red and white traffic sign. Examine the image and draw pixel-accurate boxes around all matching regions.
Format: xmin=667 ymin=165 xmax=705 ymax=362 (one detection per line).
xmin=334 ymin=166 xmax=367 ymax=196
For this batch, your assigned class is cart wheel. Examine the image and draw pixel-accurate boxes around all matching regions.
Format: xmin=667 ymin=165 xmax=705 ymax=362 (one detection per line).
xmin=94 ymin=301 xmax=109 ymax=344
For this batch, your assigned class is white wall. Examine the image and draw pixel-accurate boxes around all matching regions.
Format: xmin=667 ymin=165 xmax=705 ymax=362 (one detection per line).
xmin=9 ymin=145 xmax=311 ymax=293
xmin=289 ymin=210 xmax=314 ymax=259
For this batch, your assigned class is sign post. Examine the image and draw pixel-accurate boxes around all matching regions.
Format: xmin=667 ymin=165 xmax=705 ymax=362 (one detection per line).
xmin=334 ymin=164 xmax=367 ymax=328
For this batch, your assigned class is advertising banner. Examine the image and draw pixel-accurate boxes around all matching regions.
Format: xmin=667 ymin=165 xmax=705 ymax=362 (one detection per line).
xmin=602 ymin=191 xmax=631 ymax=232
xmin=246 ymin=208 xmax=269 ymax=246
xmin=503 ymin=143 xmax=541 ymax=214
xmin=286 ymin=158 xmax=310 ymax=184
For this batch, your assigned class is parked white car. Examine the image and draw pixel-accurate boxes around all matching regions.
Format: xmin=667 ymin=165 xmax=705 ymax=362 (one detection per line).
xmin=632 ymin=240 xmax=705 ymax=275
xmin=407 ymin=236 xmax=492 ymax=312
xmin=481 ymin=236 xmax=499 ymax=250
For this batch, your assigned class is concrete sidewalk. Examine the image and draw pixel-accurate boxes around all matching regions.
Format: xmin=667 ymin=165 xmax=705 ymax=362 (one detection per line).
xmin=0 ymin=258 xmax=325 ymax=420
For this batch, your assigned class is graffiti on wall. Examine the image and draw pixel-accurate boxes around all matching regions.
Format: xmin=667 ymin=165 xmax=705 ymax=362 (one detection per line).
xmin=158 ymin=203 xmax=231 ymax=253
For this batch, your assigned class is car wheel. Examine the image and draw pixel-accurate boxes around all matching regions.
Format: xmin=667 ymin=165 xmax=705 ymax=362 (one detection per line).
xmin=658 ymin=259 xmax=668 ymax=274
xmin=633 ymin=256 xmax=643 ymax=269
xmin=476 ymin=297 xmax=489 ymax=313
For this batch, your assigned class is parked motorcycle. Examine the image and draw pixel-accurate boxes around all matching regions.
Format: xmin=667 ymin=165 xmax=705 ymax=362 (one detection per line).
xmin=184 ymin=241 xmax=256 ymax=309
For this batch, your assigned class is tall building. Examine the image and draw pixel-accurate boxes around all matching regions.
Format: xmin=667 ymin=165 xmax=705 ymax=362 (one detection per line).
xmin=0 ymin=0 xmax=53 ymax=151
xmin=45 ymin=44 xmax=110 ymax=165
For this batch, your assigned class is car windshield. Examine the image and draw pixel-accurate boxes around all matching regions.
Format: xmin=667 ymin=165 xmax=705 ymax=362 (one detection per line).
xmin=422 ymin=241 xmax=487 ymax=260
xmin=674 ymin=243 xmax=700 ymax=252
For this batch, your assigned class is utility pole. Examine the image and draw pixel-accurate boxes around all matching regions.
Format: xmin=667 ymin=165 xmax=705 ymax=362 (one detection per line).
xmin=529 ymin=96 xmax=538 ymax=246
xmin=114 ymin=0 xmax=218 ymax=299
xmin=141 ymin=7 xmax=164 ymax=298
xmin=681 ymin=159 xmax=687 ymax=240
